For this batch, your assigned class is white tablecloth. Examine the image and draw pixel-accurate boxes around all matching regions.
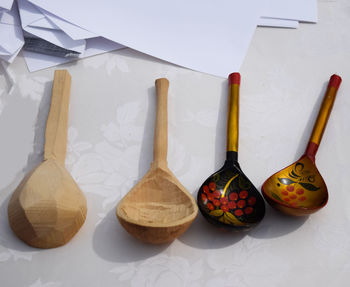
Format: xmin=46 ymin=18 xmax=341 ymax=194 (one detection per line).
xmin=1 ymin=1 xmax=350 ymax=286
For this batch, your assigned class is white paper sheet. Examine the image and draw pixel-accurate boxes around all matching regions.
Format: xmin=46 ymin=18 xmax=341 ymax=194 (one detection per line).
xmin=262 ymin=0 xmax=317 ymax=22
xmin=18 ymin=0 xmax=86 ymax=53
xmin=258 ymin=17 xmax=299 ymax=29
xmin=40 ymin=8 xmax=97 ymax=41
xmin=0 ymin=5 xmax=20 ymax=25
xmin=0 ymin=1 xmax=24 ymax=63
xmin=29 ymin=0 xmax=263 ymax=77
xmin=17 ymin=0 xmax=51 ymax=28
xmin=23 ymin=37 xmax=124 ymax=72
xmin=0 ymin=23 xmax=24 ymax=53
xmin=27 ymin=15 xmax=59 ymax=29
xmin=0 ymin=0 xmax=13 ymax=10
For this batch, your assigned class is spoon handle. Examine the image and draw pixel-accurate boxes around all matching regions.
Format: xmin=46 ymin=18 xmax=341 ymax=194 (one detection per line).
xmin=153 ymin=78 xmax=169 ymax=168
xmin=226 ymin=73 xmax=240 ymax=161
xmin=305 ymin=74 xmax=342 ymax=161
xmin=44 ymin=70 xmax=71 ymax=165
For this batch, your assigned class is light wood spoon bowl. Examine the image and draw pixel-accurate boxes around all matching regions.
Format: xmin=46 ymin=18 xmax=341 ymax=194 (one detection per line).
xmin=8 ymin=70 xmax=87 ymax=248
xmin=116 ymin=78 xmax=198 ymax=244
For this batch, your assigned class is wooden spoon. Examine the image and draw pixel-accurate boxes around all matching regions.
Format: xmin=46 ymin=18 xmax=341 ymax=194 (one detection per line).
xmin=116 ymin=78 xmax=198 ymax=244
xmin=197 ymin=73 xmax=265 ymax=231
xmin=8 ymin=70 xmax=87 ymax=248
xmin=262 ymin=74 xmax=342 ymax=216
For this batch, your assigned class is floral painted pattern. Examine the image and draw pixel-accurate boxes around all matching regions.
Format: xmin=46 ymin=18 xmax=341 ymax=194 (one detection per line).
xmin=197 ymin=167 xmax=265 ymax=229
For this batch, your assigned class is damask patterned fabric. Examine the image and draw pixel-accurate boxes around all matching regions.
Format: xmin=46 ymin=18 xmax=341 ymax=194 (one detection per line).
xmin=1 ymin=1 xmax=350 ymax=286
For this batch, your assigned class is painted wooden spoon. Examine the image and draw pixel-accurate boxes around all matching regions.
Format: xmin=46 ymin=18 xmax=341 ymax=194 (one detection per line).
xmin=262 ymin=74 xmax=342 ymax=216
xmin=8 ymin=70 xmax=87 ymax=248
xmin=116 ymin=78 xmax=198 ymax=244
xmin=197 ymin=73 xmax=265 ymax=231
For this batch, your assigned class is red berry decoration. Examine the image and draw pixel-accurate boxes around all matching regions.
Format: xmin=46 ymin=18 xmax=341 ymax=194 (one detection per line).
xmin=221 ymin=205 xmax=229 ymax=212
xmin=283 ymin=197 xmax=290 ymax=202
xmin=247 ymin=196 xmax=256 ymax=206
xmin=228 ymin=201 xmax=236 ymax=209
xmin=208 ymin=193 xmax=215 ymax=201
xmin=286 ymin=185 xmax=294 ymax=192
xmin=229 ymin=192 xmax=238 ymax=201
xmin=234 ymin=209 xmax=243 ymax=216
xmin=209 ymin=182 xmax=216 ymax=191
xmin=281 ymin=191 xmax=288 ymax=196
xmin=289 ymin=194 xmax=297 ymax=200
xmin=220 ymin=197 xmax=228 ymax=205
xmin=203 ymin=185 xmax=209 ymax=194
xmin=201 ymin=193 xmax=207 ymax=203
xmin=296 ymin=188 xmax=304 ymax=195
xmin=299 ymin=196 xmax=306 ymax=202
xmin=239 ymin=190 xmax=248 ymax=199
xmin=244 ymin=207 xmax=253 ymax=215
xmin=213 ymin=190 xmax=221 ymax=198
xmin=207 ymin=203 xmax=214 ymax=210
xmin=213 ymin=199 xmax=220 ymax=207
xmin=237 ymin=200 xmax=246 ymax=209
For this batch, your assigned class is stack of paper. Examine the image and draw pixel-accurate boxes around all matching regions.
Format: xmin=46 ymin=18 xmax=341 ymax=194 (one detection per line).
xmin=1 ymin=0 xmax=318 ymax=77
xmin=0 ymin=1 xmax=24 ymax=63
xmin=16 ymin=0 xmax=124 ymax=72
xmin=262 ymin=0 xmax=317 ymax=23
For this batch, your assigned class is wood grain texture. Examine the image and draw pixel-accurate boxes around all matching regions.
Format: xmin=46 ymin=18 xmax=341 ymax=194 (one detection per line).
xmin=8 ymin=70 xmax=87 ymax=249
xmin=44 ymin=70 xmax=71 ymax=165
xmin=153 ymin=78 xmax=168 ymax=167
xmin=116 ymin=78 xmax=198 ymax=244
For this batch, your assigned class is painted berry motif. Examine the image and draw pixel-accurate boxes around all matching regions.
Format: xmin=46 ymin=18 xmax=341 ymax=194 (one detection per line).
xmin=199 ymin=174 xmax=258 ymax=226
xmin=207 ymin=203 xmax=214 ymax=210
xmin=270 ymin=161 xmax=321 ymax=208
xmin=229 ymin=192 xmax=238 ymax=201
xmin=209 ymin=182 xmax=216 ymax=191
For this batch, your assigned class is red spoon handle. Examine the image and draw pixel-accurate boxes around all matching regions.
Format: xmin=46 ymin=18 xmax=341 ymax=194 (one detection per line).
xmin=305 ymin=74 xmax=342 ymax=161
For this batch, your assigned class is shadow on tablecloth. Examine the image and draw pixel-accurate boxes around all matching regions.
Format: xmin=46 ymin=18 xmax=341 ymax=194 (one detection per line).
xmin=92 ymin=208 xmax=169 ymax=263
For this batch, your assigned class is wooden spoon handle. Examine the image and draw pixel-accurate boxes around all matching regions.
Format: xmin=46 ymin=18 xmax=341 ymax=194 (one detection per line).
xmin=44 ymin=70 xmax=71 ymax=165
xmin=305 ymin=74 xmax=342 ymax=161
xmin=226 ymin=73 xmax=240 ymax=161
xmin=153 ymin=78 xmax=169 ymax=167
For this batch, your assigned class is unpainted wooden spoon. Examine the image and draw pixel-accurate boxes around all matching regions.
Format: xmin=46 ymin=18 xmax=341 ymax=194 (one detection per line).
xmin=116 ymin=78 xmax=198 ymax=244
xmin=8 ymin=70 xmax=87 ymax=248
xmin=262 ymin=74 xmax=342 ymax=216
xmin=197 ymin=73 xmax=265 ymax=231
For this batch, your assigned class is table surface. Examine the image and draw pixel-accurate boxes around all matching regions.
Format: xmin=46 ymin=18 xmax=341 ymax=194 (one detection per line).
xmin=1 ymin=1 xmax=350 ymax=286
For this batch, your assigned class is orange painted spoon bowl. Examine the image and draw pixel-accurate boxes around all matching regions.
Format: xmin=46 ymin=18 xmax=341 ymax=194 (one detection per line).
xmin=262 ymin=74 xmax=342 ymax=216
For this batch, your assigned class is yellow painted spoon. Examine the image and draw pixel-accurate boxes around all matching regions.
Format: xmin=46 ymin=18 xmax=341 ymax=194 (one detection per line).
xmin=262 ymin=74 xmax=342 ymax=216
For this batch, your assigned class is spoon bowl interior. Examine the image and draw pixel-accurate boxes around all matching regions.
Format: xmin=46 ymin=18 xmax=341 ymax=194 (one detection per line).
xmin=117 ymin=166 xmax=198 ymax=244
xmin=8 ymin=159 xmax=87 ymax=248
xmin=197 ymin=162 xmax=265 ymax=231
xmin=262 ymin=155 xmax=328 ymax=216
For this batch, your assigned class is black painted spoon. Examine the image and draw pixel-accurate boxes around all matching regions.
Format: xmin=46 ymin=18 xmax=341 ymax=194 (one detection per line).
xmin=197 ymin=73 xmax=265 ymax=231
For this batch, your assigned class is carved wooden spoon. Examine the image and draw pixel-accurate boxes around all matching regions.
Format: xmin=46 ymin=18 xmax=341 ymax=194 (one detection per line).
xmin=8 ymin=70 xmax=87 ymax=248
xmin=197 ymin=73 xmax=265 ymax=231
xmin=262 ymin=74 xmax=342 ymax=216
xmin=116 ymin=78 xmax=198 ymax=244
